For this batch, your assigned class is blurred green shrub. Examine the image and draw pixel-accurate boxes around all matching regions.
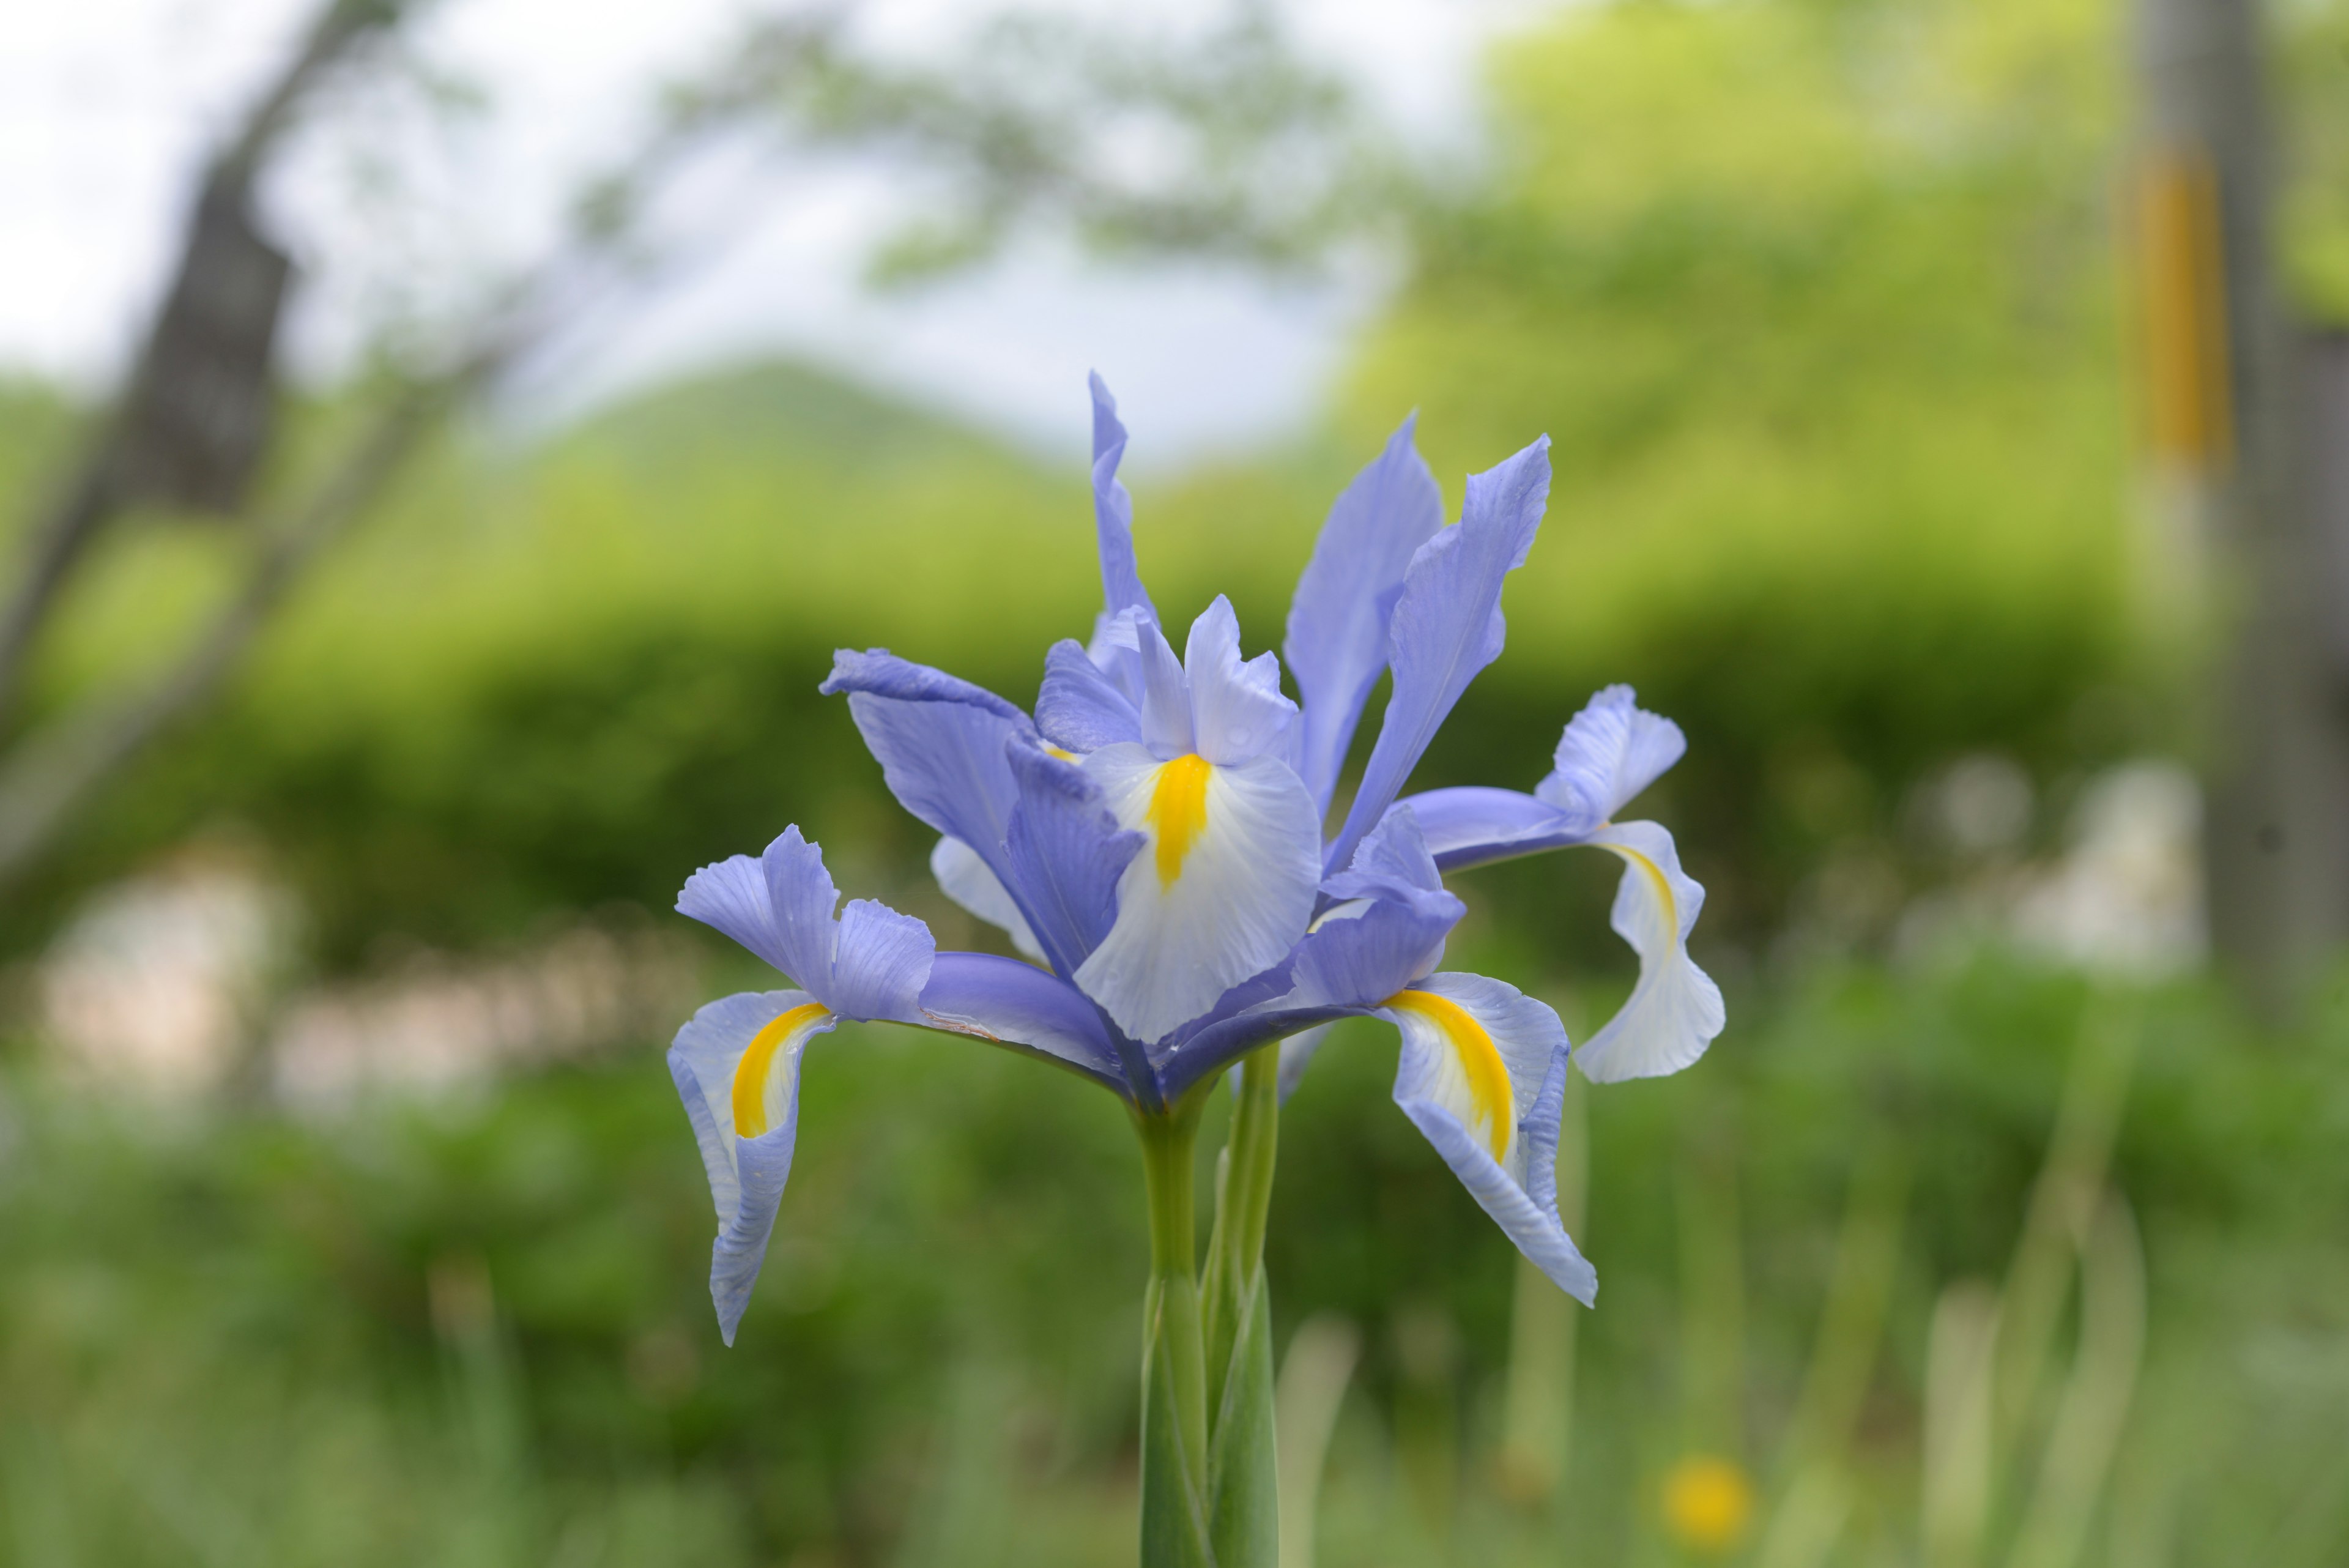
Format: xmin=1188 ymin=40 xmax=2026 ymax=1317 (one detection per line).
xmin=1340 ymin=0 xmax=2159 ymax=940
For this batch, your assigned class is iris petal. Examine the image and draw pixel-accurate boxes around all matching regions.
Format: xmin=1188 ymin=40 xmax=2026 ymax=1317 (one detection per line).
xmin=929 ymin=835 xmax=1046 ymax=962
xmin=667 ymin=989 xmax=837 ymax=1345
xmin=1574 ymin=821 xmax=1725 ymax=1084
xmin=1393 ymin=785 xmax=1578 ymax=874
xmin=678 ymin=825 xmax=932 ymax=1025
xmin=1037 ymin=638 xmax=1143 ymax=753
xmin=1381 ymin=972 xmax=1595 ymax=1303
xmin=1324 ymin=437 xmax=1553 ymax=875
xmin=918 ymin=951 xmax=1126 ymax=1088
xmin=1182 ymin=595 xmax=1298 ymax=768
xmin=1001 ymin=740 xmax=1146 ymax=981
xmin=821 ymin=649 xmax=1032 ymax=919
xmin=1535 ymin=685 xmax=1687 ymax=832
xmin=1284 ymin=413 xmax=1445 ymax=812
xmin=1074 ymin=743 xmax=1321 ymax=1042
xmin=1088 ymin=373 xmax=1158 ymax=626
xmin=1162 ymin=805 xmax=1460 ymax=1101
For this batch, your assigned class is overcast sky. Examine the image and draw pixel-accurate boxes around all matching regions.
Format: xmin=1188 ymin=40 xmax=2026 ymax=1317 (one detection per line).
xmin=0 ymin=0 xmax=1541 ymax=461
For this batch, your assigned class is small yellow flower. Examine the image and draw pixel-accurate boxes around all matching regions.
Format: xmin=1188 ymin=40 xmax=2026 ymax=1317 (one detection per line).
xmin=1661 ymin=1454 xmax=1756 ymax=1554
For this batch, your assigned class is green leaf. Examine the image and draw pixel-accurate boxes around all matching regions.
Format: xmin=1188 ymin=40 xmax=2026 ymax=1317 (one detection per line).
xmin=1207 ymin=1265 xmax=1278 ymax=1568
xmin=1141 ymin=1273 xmax=1217 ymax=1568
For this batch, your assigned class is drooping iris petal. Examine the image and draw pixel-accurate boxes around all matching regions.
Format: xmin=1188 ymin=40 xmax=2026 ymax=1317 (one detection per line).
xmin=1073 ymin=741 xmax=1321 ymax=1042
xmin=1284 ymin=413 xmax=1444 ymax=812
xmin=1574 ymin=820 xmax=1724 ymax=1084
xmin=1393 ymin=688 xmax=1685 ymax=871
xmin=1381 ymin=972 xmax=1596 ymax=1303
xmin=918 ymin=951 xmax=1126 ymax=1088
xmin=1324 ymin=436 xmax=1553 ymax=875
xmin=1508 ymin=1033 xmax=1586 ymax=1298
xmin=667 ymin=989 xmax=838 ymax=1345
xmin=1001 ymin=740 xmax=1146 ymax=979
xmin=929 ymin=835 xmax=1045 ymax=961
xmin=1089 ymin=372 xmax=1158 ymax=626
xmin=821 ymin=652 xmax=1030 ymax=859
xmin=1535 ymin=685 xmax=1687 ymax=833
xmin=1184 ymin=595 xmax=1298 ymax=767
xmin=1037 ymin=639 xmax=1143 ymax=753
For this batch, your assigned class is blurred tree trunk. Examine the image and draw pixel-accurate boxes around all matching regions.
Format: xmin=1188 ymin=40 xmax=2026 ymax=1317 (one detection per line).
xmin=0 ymin=1 xmax=1363 ymax=906
xmin=2134 ymin=0 xmax=2349 ymax=1011
xmin=0 ymin=0 xmax=403 ymax=726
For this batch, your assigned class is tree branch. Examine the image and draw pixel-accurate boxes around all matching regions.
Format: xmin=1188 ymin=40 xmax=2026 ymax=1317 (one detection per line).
xmin=0 ymin=0 xmax=412 ymax=725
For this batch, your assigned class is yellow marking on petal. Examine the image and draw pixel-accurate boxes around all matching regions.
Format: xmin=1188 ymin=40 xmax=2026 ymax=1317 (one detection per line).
xmin=732 ymin=1002 xmax=828 ymax=1139
xmin=1386 ymin=988 xmax=1513 ymax=1160
xmin=1147 ymin=753 xmax=1214 ymax=886
xmin=1045 ymin=744 xmax=1079 ymax=762
xmin=1608 ymin=840 xmax=1678 ymax=931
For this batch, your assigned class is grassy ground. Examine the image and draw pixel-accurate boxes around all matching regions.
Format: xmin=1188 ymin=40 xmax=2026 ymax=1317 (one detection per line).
xmin=4 ymin=950 xmax=2344 ymax=1567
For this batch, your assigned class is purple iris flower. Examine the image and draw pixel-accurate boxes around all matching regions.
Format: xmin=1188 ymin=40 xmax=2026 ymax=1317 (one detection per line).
xmin=668 ymin=376 xmax=1724 ymax=1343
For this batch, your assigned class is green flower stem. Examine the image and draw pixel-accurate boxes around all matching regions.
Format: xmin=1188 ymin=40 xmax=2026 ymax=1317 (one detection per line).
xmin=1137 ymin=1099 xmax=1213 ymax=1567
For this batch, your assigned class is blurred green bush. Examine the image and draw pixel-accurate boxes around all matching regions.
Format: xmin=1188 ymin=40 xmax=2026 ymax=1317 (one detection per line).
xmin=0 ymin=320 xmax=2142 ymax=968
xmin=1342 ymin=0 xmax=2158 ymax=937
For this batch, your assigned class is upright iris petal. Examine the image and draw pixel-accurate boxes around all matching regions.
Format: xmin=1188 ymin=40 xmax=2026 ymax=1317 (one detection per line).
xmin=1037 ymin=637 xmax=1146 ymax=753
xmin=1283 ymin=414 xmax=1445 ymax=814
xmin=1323 ymin=436 xmax=1553 ymax=875
xmin=1089 ymin=373 xmax=1157 ymax=629
xmin=1536 ymin=683 xmax=1689 ymax=835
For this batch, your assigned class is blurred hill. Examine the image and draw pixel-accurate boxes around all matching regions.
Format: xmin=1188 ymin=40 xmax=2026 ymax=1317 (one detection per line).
xmin=560 ymin=360 xmax=1017 ymax=476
